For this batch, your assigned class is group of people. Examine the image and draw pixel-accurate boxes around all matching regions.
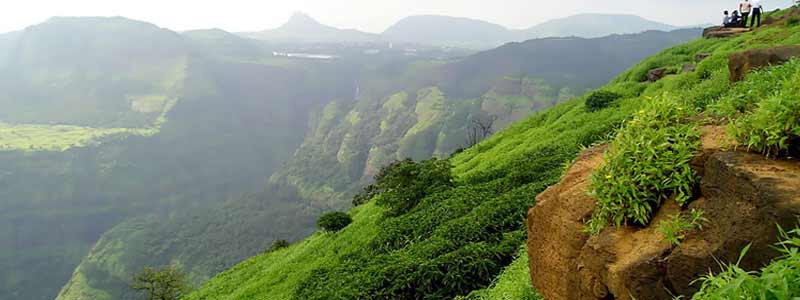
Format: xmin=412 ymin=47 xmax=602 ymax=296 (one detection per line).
xmin=723 ymin=0 xmax=764 ymax=28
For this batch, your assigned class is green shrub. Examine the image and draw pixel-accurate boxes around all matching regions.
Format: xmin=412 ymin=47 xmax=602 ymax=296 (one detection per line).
xmin=656 ymin=209 xmax=707 ymax=245
xmin=265 ymin=239 xmax=290 ymax=253
xmin=585 ymin=90 xmax=623 ymax=112
xmin=728 ymin=62 xmax=800 ymax=156
xmin=787 ymin=17 xmax=800 ymax=26
xmin=732 ymin=92 xmax=800 ymax=156
xmin=692 ymin=227 xmax=800 ymax=299
xmin=317 ymin=212 xmax=352 ymax=232
xmin=588 ymin=95 xmax=700 ymax=233
xmin=373 ymin=158 xmax=454 ymax=216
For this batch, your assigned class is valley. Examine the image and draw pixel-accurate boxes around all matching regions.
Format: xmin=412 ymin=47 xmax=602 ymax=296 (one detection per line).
xmin=4 ymin=5 xmax=798 ymax=300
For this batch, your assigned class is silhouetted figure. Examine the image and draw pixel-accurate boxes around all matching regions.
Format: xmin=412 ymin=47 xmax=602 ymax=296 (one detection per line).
xmin=750 ymin=0 xmax=763 ymax=27
xmin=740 ymin=0 xmax=752 ymax=27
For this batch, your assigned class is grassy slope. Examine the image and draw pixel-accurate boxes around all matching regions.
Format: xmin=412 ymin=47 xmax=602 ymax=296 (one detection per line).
xmin=463 ymin=10 xmax=800 ymax=300
xmin=187 ymin=9 xmax=800 ymax=300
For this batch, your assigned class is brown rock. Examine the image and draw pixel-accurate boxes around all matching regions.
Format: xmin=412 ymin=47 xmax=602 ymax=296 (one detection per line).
xmin=527 ymin=145 xmax=606 ymax=300
xmin=646 ymin=67 xmax=671 ymax=82
xmin=702 ymin=26 xmax=750 ymax=39
xmin=729 ymin=45 xmax=800 ymax=82
xmin=527 ymin=128 xmax=800 ymax=300
xmin=681 ymin=63 xmax=696 ymax=73
xmin=695 ymin=53 xmax=711 ymax=62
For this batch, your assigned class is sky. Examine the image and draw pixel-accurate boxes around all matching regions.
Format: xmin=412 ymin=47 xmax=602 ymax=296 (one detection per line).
xmin=0 ymin=0 xmax=796 ymax=34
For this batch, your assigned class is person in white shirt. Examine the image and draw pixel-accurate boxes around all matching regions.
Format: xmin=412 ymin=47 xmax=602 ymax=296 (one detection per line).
xmin=750 ymin=0 xmax=763 ymax=28
xmin=739 ymin=0 xmax=752 ymax=27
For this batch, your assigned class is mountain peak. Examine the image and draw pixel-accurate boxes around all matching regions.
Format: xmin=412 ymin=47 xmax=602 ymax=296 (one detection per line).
xmin=283 ymin=12 xmax=325 ymax=30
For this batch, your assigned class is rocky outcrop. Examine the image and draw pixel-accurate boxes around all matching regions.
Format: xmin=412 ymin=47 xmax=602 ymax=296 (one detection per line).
xmin=729 ymin=45 xmax=800 ymax=81
xmin=527 ymin=127 xmax=800 ymax=300
xmin=702 ymin=26 xmax=750 ymax=39
xmin=646 ymin=67 xmax=673 ymax=82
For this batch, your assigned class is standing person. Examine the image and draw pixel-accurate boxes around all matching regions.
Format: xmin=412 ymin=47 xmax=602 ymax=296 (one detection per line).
xmin=739 ymin=0 xmax=752 ymax=27
xmin=750 ymin=0 xmax=763 ymax=28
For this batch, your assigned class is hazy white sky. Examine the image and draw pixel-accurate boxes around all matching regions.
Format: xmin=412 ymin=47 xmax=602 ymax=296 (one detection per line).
xmin=1 ymin=0 xmax=795 ymax=34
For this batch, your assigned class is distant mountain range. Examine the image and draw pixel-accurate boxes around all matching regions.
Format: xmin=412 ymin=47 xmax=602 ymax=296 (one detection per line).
xmin=243 ymin=12 xmax=698 ymax=49
xmin=241 ymin=12 xmax=378 ymax=43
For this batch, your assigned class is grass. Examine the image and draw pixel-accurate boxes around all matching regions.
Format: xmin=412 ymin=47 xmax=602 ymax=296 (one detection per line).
xmin=187 ymin=8 xmax=800 ymax=300
xmin=0 ymin=122 xmax=139 ymax=152
xmin=692 ymin=227 xmax=800 ymax=299
xmin=185 ymin=202 xmax=384 ymax=300
xmin=458 ymin=247 xmax=542 ymax=300
xmin=657 ymin=209 xmax=707 ymax=246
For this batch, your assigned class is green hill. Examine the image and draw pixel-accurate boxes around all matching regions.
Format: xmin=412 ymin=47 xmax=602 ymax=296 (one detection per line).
xmin=0 ymin=17 xmax=359 ymax=300
xmin=186 ymin=8 xmax=800 ymax=300
xmin=270 ymin=29 xmax=700 ymax=209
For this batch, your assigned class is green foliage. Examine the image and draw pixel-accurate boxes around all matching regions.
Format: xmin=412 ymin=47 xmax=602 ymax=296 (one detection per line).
xmin=692 ymin=227 xmax=800 ymax=299
xmin=458 ymin=246 xmax=542 ymax=300
xmin=265 ymin=240 xmax=291 ymax=253
xmin=373 ymin=158 xmax=454 ymax=216
xmin=588 ymin=95 xmax=700 ymax=233
xmin=585 ymin=90 xmax=623 ymax=112
xmin=131 ymin=264 xmax=192 ymax=300
xmin=317 ymin=212 xmax=353 ymax=232
xmin=657 ymin=209 xmax=708 ymax=245
xmin=787 ymin=17 xmax=800 ymax=26
xmin=725 ymin=60 xmax=800 ymax=156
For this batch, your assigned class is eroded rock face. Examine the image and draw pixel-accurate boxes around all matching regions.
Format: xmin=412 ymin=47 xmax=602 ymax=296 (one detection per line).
xmin=528 ymin=129 xmax=800 ymax=300
xmin=729 ymin=45 xmax=800 ymax=82
xmin=702 ymin=26 xmax=750 ymax=39
xmin=527 ymin=145 xmax=606 ymax=300
xmin=646 ymin=67 xmax=671 ymax=82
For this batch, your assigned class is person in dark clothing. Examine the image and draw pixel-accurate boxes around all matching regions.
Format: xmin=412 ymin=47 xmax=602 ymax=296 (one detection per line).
xmin=750 ymin=0 xmax=763 ymax=28
xmin=730 ymin=11 xmax=742 ymax=28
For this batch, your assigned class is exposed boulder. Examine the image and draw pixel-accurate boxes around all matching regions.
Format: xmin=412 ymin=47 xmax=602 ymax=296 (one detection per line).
xmin=646 ymin=67 xmax=672 ymax=82
xmin=763 ymin=7 xmax=800 ymax=26
xmin=527 ymin=145 xmax=606 ymax=300
xmin=729 ymin=45 xmax=800 ymax=81
xmin=527 ymin=127 xmax=800 ymax=300
xmin=695 ymin=53 xmax=711 ymax=62
xmin=681 ymin=63 xmax=696 ymax=73
xmin=702 ymin=26 xmax=750 ymax=39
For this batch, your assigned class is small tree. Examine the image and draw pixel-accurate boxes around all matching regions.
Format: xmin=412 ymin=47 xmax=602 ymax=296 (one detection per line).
xmin=466 ymin=116 xmax=497 ymax=147
xmin=585 ymin=90 xmax=622 ymax=112
xmin=131 ymin=264 xmax=192 ymax=300
xmin=374 ymin=158 xmax=453 ymax=216
xmin=265 ymin=239 xmax=290 ymax=253
xmin=317 ymin=212 xmax=352 ymax=232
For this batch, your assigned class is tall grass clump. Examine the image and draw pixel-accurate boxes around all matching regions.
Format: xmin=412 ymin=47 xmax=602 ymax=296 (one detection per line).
xmin=725 ymin=59 xmax=800 ymax=156
xmin=692 ymin=227 xmax=800 ymax=299
xmin=587 ymin=95 xmax=700 ymax=234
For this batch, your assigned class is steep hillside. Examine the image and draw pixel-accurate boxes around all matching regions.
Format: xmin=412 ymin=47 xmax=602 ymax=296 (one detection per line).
xmin=243 ymin=12 xmax=378 ymax=44
xmin=182 ymin=29 xmax=272 ymax=60
xmin=186 ymin=8 xmax=800 ymax=300
xmin=0 ymin=17 xmax=187 ymax=128
xmin=519 ymin=13 xmax=678 ymax=39
xmin=270 ymin=28 xmax=700 ymax=209
xmin=0 ymin=17 xmax=363 ymax=300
